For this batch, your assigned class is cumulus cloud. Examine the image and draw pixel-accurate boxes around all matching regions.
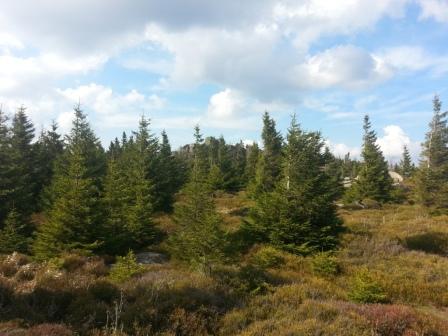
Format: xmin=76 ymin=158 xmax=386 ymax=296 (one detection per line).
xmin=326 ymin=140 xmax=361 ymax=158
xmin=326 ymin=125 xmax=420 ymax=162
xmin=0 ymin=53 xmax=106 ymax=96
xmin=203 ymin=88 xmax=289 ymax=129
xmin=376 ymin=125 xmax=419 ymax=161
xmin=1 ymin=83 xmax=165 ymax=137
xmin=297 ymin=45 xmax=392 ymax=89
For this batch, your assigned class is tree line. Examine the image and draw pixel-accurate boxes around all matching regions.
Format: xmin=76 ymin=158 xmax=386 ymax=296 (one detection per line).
xmin=0 ymin=95 xmax=447 ymax=268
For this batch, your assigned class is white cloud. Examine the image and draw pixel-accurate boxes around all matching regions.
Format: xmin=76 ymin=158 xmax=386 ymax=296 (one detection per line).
xmin=203 ymin=88 xmax=288 ymax=129
xmin=379 ymin=46 xmax=448 ymax=75
xmin=297 ymin=45 xmax=392 ymax=89
xmin=273 ymin=0 xmax=409 ymax=49
xmin=0 ymin=0 xmax=443 ymax=109
xmin=376 ymin=125 xmax=419 ymax=160
xmin=417 ymin=0 xmax=448 ymax=23
xmin=207 ymin=89 xmax=245 ymax=120
xmin=1 ymin=83 xmax=166 ymax=140
xmin=326 ymin=140 xmax=361 ymax=158
xmin=56 ymin=84 xmax=165 ymax=128
xmin=0 ymin=53 xmax=106 ymax=96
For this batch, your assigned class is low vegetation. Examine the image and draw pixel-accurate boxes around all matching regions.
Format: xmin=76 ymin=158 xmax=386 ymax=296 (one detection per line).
xmin=1 ymin=201 xmax=448 ymax=335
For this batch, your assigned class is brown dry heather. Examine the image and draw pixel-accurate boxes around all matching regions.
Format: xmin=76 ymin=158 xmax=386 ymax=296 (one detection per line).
xmin=0 ymin=196 xmax=448 ymax=335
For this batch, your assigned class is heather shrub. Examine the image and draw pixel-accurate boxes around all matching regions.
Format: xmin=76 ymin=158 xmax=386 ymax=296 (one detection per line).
xmin=26 ymin=323 xmax=73 ymax=336
xmin=358 ymin=304 xmax=416 ymax=336
xmin=88 ymin=280 xmax=120 ymax=304
xmin=60 ymin=254 xmax=86 ymax=272
xmin=348 ymin=268 xmax=388 ymax=303
xmin=168 ymin=307 xmax=215 ymax=336
xmin=212 ymin=264 xmax=270 ymax=295
xmin=311 ymin=252 xmax=340 ymax=277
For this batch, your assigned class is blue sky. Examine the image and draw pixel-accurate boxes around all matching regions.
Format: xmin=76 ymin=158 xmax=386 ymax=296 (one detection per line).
xmin=1 ymin=0 xmax=448 ymax=161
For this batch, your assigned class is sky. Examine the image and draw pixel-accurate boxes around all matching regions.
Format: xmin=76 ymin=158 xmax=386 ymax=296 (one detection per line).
xmin=1 ymin=0 xmax=448 ymax=161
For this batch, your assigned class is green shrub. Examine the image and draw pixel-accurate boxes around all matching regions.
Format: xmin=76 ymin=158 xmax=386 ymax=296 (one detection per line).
xmin=109 ymin=251 xmax=144 ymax=283
xmin=213 ymin=264 xmax=270 ymax=295
xmin=348 ymin=269 xmax=388 ymax=303
xmin=250 ymin=246 xmax=285 ymax=269
xmin=311 ymin=252 xmax=340 ymax=277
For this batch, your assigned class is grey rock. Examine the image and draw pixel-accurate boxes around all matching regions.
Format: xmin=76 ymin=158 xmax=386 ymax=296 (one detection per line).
xmin=135 ymin=252 xmax=168 ymax=264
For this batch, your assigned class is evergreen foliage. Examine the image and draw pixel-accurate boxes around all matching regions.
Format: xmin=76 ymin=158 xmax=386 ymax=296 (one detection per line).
xmin=33 ymin=106 xmax=105 ymax=259
xmin=155 ymin=130 xmax=183 ymax=211
xmin=103 ymin=116 xmax=158 ymax=254
xmin=9 ymin=106 xmax=36 ymax=220
xmin=251 ymin=112 xmax=283 ymax=195
xmin=246 ymin=115 xmax=342 ymax=254
xmin=0 ymin=208 xmax=29 ymax=254
xmin=414 ymin=96 xmax=448 ymax=209
xmin=0 ymin=109 xmax=12 ymax=226
xmin=169 ymin=126 xmax=227 ymax=271
xmin=35 ymin=121 xmax=64 ymax=208
xmin=399 ymin=145 xmax=415 ymax=178
xmin=109 ymin=250 xmax=144 ymax=283
xmin=351 ymin=115 xmax=392 ymax=203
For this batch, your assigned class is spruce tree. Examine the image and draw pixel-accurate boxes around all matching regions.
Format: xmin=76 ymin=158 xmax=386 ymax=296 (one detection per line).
xmin=252 ymin=112 xmax=283 ymax=195
xmin=34 ymin=106 xmax=105 ymax=259
xmin=0 ymin=208 xmax=29 ymax=254
xmin=399 ymin=145 xmax=414 ymax=179
xmin=126 ymin=118 xmax=157 ymax=248
xmin=169 ymin=126 xmax=227 ymax=271
xmin=247 ymin=116 xmax=342 ymax=254
xmin=9 ymin=106 xmax=36 ymax=219
xmin=155 ymin=130 xmax=183 ymax=212
xmin=414 ymin=96 xmax=448 ymax=208
xmin=102 ymin=154 xmax=132 ymax=255
xmin=35 ymin=121 xmax=64 ymax=207
xmin=245 ymin=143 xmax=260 ymax=189
xmin=103 ymin=116 xmax=158 ymax=254
xmin=352 ymin=115 xmax=392 ymax=203
xmin=231 ymin=141 xmax=247 ymax=189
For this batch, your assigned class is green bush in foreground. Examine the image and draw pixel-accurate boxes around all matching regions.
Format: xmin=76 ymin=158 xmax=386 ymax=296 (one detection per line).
xmin=348 ymin=268 xmax=388 ymax=303
xmin=108 ymin=251 xmax=144 ymax=283
xmin=311 ymin=252 xmax=340 ymax=277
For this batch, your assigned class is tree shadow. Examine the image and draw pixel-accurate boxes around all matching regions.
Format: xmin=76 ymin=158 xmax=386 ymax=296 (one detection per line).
xmin=404 ymin=231 xmax=448 ymax=256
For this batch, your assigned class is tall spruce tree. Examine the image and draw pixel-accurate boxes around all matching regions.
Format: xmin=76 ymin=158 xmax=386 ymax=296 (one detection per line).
xmin=34 ymin=106 xmax=105 ymax=259
xmin=399 ymin=145 xmax=414 ymax=179
xmin=247 ymin=116 xmax=342 ymax=253
xmin=414 ymin=95 xmax=448 ymax=208
xmin=251 ymin=112 xmax=283 ymax=195
xmin=103 ymin=116 xmax=158 ymax=254
xmin=352 ymin=115 xmax=392 ymax=203
xmin=126 ymin=117 xmax=157 ymax=248
xmin=35 ymin=121 xmax=64 ymax=207
xmin=9 ymin=106 xmax=36 ymax=220
xmin=169 ymin=126 xmax=227 ymax=271
xmin=102 ymin=152 xmax=132 ymax=255
xmin=155 ymin=130 xmax=183 ymax=211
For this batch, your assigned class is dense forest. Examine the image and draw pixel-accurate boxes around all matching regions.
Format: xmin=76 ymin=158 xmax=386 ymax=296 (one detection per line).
xmin=0 ymin=96 xmax=448 ymax=335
